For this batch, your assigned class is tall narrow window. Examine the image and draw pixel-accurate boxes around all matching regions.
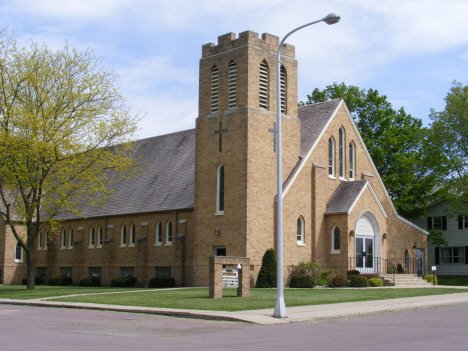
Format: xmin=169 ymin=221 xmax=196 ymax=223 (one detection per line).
xmin=328 ymin=137 xmax=335 ymax=177
xmin=97 ymin=226 xmax=103 ymax=248
xmin=349 ymin=141 xmax=355 ymax=180
xmin=280 ymin=65 xmax=287 ymax=114
xmin=68 ymin=228 xmax=74 ymax=249
xmin=297 ymin=216 xmax=304 ymax=245
xmin=121 ymin=224 xmax=126 ymax=247
xmin=44 ymin=231 xmax=49 ymax=251
xmin=331 ymin=226 xmax=340 ymax=253
xmin=155 ymin=221 xmax=162 ymax=246
xmin=210 ymin=65 xmax=219 ymax=113
xmin=130 ymin=223 xmax=135 ymax=246
xmin=15 ymin=243 xmax=23 ymax=263
xmin=38 ymin=232 xmax=42 ymax=249
xmin=61 ymin=228 xmax=66 ymax=248
xmin=404 ymin=250 xmax=409 ymax=269
xmin=339 ymin=128 xmax=345 ymax=178
xmin=259 ymin=60 xmax=269 ymax=109
xmin=216 ymin=164 xmax=225 ymax=214
xmin=166 ymin=220 xmax=173 ymax=245
xmin=227 ymin=60 xmax=237 ymax=110
xmin=89 ymin=227 xmax=95 ymax=248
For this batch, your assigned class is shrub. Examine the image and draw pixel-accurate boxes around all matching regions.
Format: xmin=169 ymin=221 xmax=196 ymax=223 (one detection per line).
xmin=110 ymin=276 xmax=138 ymax=287
xmin=387 ymin=267 xmax=397 ymax=274
xmin=317 ymin=269 xmax=340 ymax=285
xmin=22 ymin=276 xmax=44 ymax=285
xmin=255 ymin=248 xmax=277 ymax=288
xmin=288 ymin=261 xmax=321 ymax=279
xmin=397 ymin=263 xmax=405 ymax=273
xmin=423 ymin=274 xmax=438 ymax=285
xmin=49 ymin=275 xmax=73 ymax=286
xmin=347 ymin=274 xmax=368 ymax=287
xmin=79 ymin=277 xmax=102 ymax=287
xmin=368 ymin=278 xmax=384 ymax=287
xmin=326 ymin=272 xmax=348 ymax=287
xmin=347 ymin=270 xmax=360 ymax=276
xmin=290 ymin=274 xmax=316 ymax=288
xmin=148 ymin=277 xmax=176 ymax=288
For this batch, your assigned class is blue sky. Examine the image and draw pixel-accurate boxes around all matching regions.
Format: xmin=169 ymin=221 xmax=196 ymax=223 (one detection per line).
xmin=2 ymin=0 xmax=468 ymax=139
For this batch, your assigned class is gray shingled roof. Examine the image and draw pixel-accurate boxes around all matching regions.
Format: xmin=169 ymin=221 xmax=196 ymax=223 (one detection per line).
xmin=299 ymin=99 xmax=342 ymax=156
xmin=58 ymin=129 xmax=195 ymax=219
xmin=326 ymin=180 xmax=368 ymax=214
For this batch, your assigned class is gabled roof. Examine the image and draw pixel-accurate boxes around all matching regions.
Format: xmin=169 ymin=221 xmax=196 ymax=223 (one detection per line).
xmin=58 ymin=129 xmax=195 ymax=219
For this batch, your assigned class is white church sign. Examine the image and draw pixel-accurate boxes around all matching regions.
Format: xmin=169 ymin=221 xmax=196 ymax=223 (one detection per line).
xmin=222 ymin=267 xmax=239 ymax=288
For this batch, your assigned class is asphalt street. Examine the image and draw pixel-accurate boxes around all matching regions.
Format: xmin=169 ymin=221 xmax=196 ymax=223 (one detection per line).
xmin=1 ymin=304 xmax=467 ymax=350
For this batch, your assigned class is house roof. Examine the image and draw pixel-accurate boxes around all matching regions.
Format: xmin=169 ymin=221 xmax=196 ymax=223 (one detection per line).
xmin=58 ymin=129 xmax=195 ymax=219
xmin=326 ymin=180 xmax=368 ymax=214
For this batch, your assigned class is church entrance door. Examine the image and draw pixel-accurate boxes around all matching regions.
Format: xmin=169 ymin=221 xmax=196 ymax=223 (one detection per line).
xmin=355 ymin=237 xmax=374 ymax=273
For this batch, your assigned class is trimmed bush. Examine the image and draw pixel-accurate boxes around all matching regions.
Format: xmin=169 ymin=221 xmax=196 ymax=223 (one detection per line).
xmin=148 ymin=277 xmax=176 ymax=288
xmin=255 ymin=248 xmax=277 ymax=288
xmin=368 ymin=278 xmax=384 ymax=287
xmin=347 ymin=274 xmax=368 ymax=287
xmin=290 ymin=274 xmax=316 ymax=288
xmin=347 ymin=270 xmax=360 ymax=276
xmin=387 ymin=267 xmax=397 ymax=274
xmin=49 ymin=275 xmax=72 ymax=286
xmin=79 ymin=277 xmax=102 ymax=287
xmin=288 ymin=261 xmax=321 ymax=279
xmin=423 ymin=274 xmax=438 ymax=285
xmin=110 ymin=276 xmax=138 ymax=287
xmin=397 ymin=263 xmax=405 ymax=273
xmin=317 ymin=269 xmax=340 ymax=285
xmin=22 ymin=276 xmax=44 ymax=285
xmin=326 ymin=272 xmax=348 ymax=287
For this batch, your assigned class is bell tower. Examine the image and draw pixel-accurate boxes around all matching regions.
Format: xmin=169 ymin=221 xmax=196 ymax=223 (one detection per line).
xmin=193 ymin=31 xmax=300 ymax=286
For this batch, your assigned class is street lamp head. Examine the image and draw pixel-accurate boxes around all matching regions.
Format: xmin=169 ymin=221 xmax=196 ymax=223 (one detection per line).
xmin=323 ymin=13 xmax=341 ymax=25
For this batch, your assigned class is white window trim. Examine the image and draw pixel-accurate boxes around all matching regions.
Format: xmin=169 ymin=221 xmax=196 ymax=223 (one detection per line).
xmin=297 ymin=216 xmax=305 ymax=246
xmin=15 ymin=243 xmax=23 ymax=263
xmin=331 ymin=225 xmax=341 ymax=254
xmin=328 ymin=137 xmax=335 ymax=179
xmin=216 ymin=163 xmax=225 ymax=216
xmin=349 ymin=141 xmax=355 ymax=181
xmin=120 ymin=224 xmax=127 ymax=247
xmin=96 ymin=226 xmax=103 ymax=248
xmin=88 ymin=227 xmax=95 ymax=249
xmin=339 ymin=127 xmax=345 ymax=179
xmin=155 ymin=221 xmax=162 ymax=246
xmin=68 ymin=229 xmax=74 ymax=249
xmin=165 ymin=221 xmax=173 ymax=246
xmin=129 ymin=223 xmax=136 ymax=247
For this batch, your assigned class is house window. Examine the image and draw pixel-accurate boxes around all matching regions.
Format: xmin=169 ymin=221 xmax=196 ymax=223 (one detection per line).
xmin=68 ymin=228 xmax=74 ymax=249
xmin=214 ymin=246 xmax=226 ymax=256
xmin=458 ymin=216 xmax=468 ymax=229
xmin=37 ymin=232 xmax=42 ymax=250
xmin=88 ymin=267 xmax=101 ymax=278
xmin=227 ymin=60 xmax=237 ymax=110
xmin=328 ymin=137 xmax=335 ymax=178
xmin=61 ymin=228 xmax=66 ymax=249
xmin=155 ymin=221 xmax=162 ymax=246
xmin=280 ymin=65 xmax=287 ymax=114
xmin=15 ymin=243 xmax=23 ymax=263
xmin=259 ymin=60 xmax=269 ymax=110
xmin=155 ymin=267 xmax=171 ymax=278
xmin=297 ymin=216 xmax=304 ymax=245
xmin=216 ymin=164 xmax=224 ymax=214
xmin=120 ymin=267 xmax=134 ymax=277
xmin=97 ymin=226 xmax=103 ymax=248
xmin=331 ymin=226 xmax=340 ymax=253
xmin=121 ymin=224 xmax=126 ymax=247
xmin=210 ymin=65 xmax=219 ymax=113
xmin=37 ymin=267 xmax=46 ymax=279
xmin=165 ymin=220 xmax=172 ymax=245
xmin=129 ymin=223 xmax=135 ymax=246
xmin=339 ymin=127 xmax=345 ymax=179
xmin=89 ymin=227 xmax=95 ymax=248
xmin=427 ymin=216 xmax=447 ymax=230
xmin=60 ymin=267 xmax=72 ymax=277
xmin=440 ymin=247 xmax=465 ymax=264
xmin=349 ymin=141 xmax=355 ymax=180
xmin=404 ymin=250 xmax=409 ymax=269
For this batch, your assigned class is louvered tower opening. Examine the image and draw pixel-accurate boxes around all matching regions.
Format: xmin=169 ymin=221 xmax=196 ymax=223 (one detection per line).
xmin=210 ymin=65 xmax=219 ymax=113
xmin=227 ymin=60 xmax=237 ymax=110
xmin=280 ymin=65 xmax=287 ymax=114
xmin=259 ymin=60 xmax=269 ymax=109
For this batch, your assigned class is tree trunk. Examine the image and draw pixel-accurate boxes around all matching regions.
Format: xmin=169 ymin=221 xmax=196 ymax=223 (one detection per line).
xmin=26 ymin=247 xmax=36 ymax=290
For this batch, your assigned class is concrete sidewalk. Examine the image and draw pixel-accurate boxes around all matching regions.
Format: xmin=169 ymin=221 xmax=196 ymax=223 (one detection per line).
xmin=2 ymin=287 xmax=468 ymax=324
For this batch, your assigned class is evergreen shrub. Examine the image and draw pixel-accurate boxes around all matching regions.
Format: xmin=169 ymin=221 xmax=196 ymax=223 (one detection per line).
xmin=79 ymin=277 xmax=101 ymax=287
xmin=49 ymin=276 xmax=72 ymax=286
xmin=423 ymin=274 xmax=438 ymax=285
xmin=255 ymin=248 xmax=277 ymax=288
xmin=22 ymin=276 xmax=44 ymax=285
xmin=110 ymin=276 xmax=137 ymax=287
xmin=148 ymin=277 xmax=176 ymax=288
xmin=289 ymin=274 xmax=316 ymax=288
xmin=387 ymin=267 xmax=397 ymax=274
xmin=347 ymin=270 xmax=360 ymax=276
xmin=317 ymin=269 xmax=339 ymax=285
xmin=368 ymin=278 xmax=384 ymax=287
xmin=397 ymin=264 xmax=405 ymax=273
xmin=326 ymin=272 xmax=348 ymax=287
xmin=347 ymin=274 xmax=368 ymax=287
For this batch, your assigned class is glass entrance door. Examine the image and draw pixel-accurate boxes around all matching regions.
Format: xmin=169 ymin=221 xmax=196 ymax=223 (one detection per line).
xmin=416 ymin=249 xmax=424 ymax=275
xmin=355 ymin=237 xmax=374 ymax=273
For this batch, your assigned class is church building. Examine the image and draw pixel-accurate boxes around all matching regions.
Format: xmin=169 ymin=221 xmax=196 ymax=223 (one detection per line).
xmin=0 ymin=30 xmax=428 ymax=287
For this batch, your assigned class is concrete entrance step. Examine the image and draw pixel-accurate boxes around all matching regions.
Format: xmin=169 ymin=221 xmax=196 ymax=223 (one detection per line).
xmin=362 ymin=274 xmax=434 ymax=287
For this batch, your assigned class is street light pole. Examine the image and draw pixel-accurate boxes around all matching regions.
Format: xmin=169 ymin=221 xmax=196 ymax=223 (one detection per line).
xmin=273 ymin=13 xmax=341 ymax=319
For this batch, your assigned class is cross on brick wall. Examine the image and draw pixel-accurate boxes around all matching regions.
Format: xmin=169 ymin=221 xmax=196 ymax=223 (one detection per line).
xmin=268 ymin=123 xmax=277 ymax=153
xmin=214 ymin=122 xmax=228 ymax=152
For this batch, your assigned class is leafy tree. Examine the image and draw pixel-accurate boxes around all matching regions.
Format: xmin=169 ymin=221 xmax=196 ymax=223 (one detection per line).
xmin=0 ymin=30 xmax=139 ymax=289
xmin=300 ymin=82 xmax=437 ymax=219
xmin=255 ymin=248 xmax=277 ymax=288
xmin=427 ymin=229 xmax=448 ymax=247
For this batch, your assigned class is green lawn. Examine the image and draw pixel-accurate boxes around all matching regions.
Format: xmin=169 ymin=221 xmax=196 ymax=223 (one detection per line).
xmin=0 ymin=285 xmax=143 ymax=300
xmin=438 ymin=276 xmax=468 ymax=286
xmin=48 ymin=287 xmax=468 ymax=311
